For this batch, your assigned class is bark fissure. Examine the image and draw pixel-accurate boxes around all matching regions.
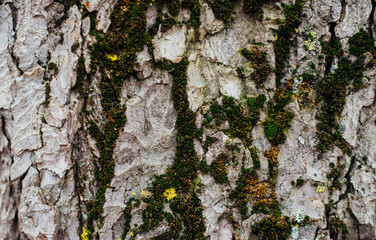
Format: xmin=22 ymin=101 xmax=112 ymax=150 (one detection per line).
xmin=369 ymin=0 xmax=376 ymax=38
xmin=5 ymin=2 xmax=23 ymax=75
xmin=340 ymin=0 xmax=347 ymax=22
xmin=333 ymin=155 xmax=356 ymax=205
xmin=324 ymin=22 xmax=337 ymax=75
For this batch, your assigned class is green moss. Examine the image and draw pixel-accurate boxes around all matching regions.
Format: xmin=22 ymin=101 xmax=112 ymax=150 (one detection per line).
xmin=229 ymin=167 xmax=259 ymax=219
xmin=45 ymin=83 xmax=51 ymax=106
xmin=326 ymin=162 xmax=345 ymax=191
xmin=250 ymin=147 xmax=261 ymax=169
xmin=240 ymin=47 xmax=272 ymax=87
xmin=199 ymin=153 xmax=230 ymax=184
xmin=274 ymin=0 xmax=303 ymax=85
xmin=320 ymin=39 xmax=344 ymax=69
xmin=127 ymin=58 xmax=206 ymax=239
xmin=203 ymin=135 xmax=218 ymax=153
xmin=251 ymin=215 xmax=292 ymax=240
xmin=316 ymin=56 xmax=364 ymax=153
xmin=295 ymin=177 xmax=304 ymax=188
xmin=82 ymin=0 xmax=157 ymax=235
xmin=72 ymin=56 xmax=89 ymax=95
xmin=301 ymin=72 xmax=315 ymax=85
xmin=148 ymin=14 xmax=177 ymax=37
xmin=161 ymin=0 xmax=182 ymax=16
xmin=182 ymin=0 xmax=201 ymax=28
xmin=243 ymin=0 xmax=278 ymax=20
xmin=170 ymin=194 xmax=205 ymax=239
xmin=48 ymin=62 xmax=59 ymax=76
xmin=41 ymin=115 xmax=47 ymax=124
xmin=121 ymin=198 xmax=141 ymax=239
xmin=208 ymin=0 xmax=235 ymax=22
xmin=264 ymin=94 xmax=294 ymax=146
xmin=329 ymin=214 xmax=348 ymax=238
xmin=236 ymin=67 xmax=246 ymax=80
xmin=203 ymin=95 xmax=265 ymax=147
xmin=316 ymin=30 xmax=373 ymax=153
xmin=348 ymin=29 xmax=375 ymax=57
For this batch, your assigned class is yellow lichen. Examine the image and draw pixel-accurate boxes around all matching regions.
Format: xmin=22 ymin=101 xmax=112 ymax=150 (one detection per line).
xmin=108 ymin=53 xmax=118 ymax=61
xmin=81 ymin=227 xmax=90 ymax=240
xmin=164 ymin=188 xmax=177 ymax=201
xmin=316 ymin=185 xmax=325 ymax=193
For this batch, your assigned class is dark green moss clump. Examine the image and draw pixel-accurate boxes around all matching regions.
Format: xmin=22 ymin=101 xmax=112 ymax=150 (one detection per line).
xmin=79 ymin=0 xmax=203 ymax=237
xmin=326 ymin=162 xmax=345 ymax=191
xmin=199 ymin=153 xmax=230 ymax=184
xmin=208 ymin=0 xmax=235 ymax=22
xmin=229 ymin=167 xmax=259 ymax=219
xmin=243 ymin=0 xmax=278 ymax=20
xmin=240 ymin=47 xmax=272 ymax=87
xmin=148 ymin=15 xmax=177 ymax=36
xmin=121 ymin=198 xmax=141 ymax=239
xmin=72 ymin=56 xmax=89 ymax=95
xmin=320 ymin=39 xmax=344 ymax=71
xmin=251 ymin=215 xmax=292 ymax=240
xmin=295 ymin=177 xmax=305 ymax=188
xmin=301 ymin=72 xmax=315 ymax=85
xmin=203 ymin=94 xmax=266 ymax=147
xmin=44 ymin=83 xmax=51 ymax=106
xmin=160 ymin=0 xmax=182 ymax=16
xmin=329 ymin=214 xmax=348 ymax=239
xmin=203 ymin=135 xmax=218 ymax=153
xmin=274 ymin=0 xmax=303 ymax=85
xmin=316 ymin=57 xmax=363 ymax=153
xmin=348 ymin=29 xmax=375 ymax=57
xmin=316 ymin=30 xmax=374 ymax=153
xmin=182 ymin=0 xmax=201 ymax=28
xmin=250 ymin=147 xmax=261 ymax=169
xmin=263 ymin=89 xmax=294 ymax=146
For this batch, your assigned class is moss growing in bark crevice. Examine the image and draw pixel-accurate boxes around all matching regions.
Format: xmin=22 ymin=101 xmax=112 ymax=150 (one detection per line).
xmin=239 ymin=47 xmax=272 ymax=88
xmin=202 ymin=95 xmax=266 ymax=147
xmin=208 ymin=0 xmax=236 ymax=22
xmin=243 ymin=0 xmax=279 ymax=20
xmin=274 ymin=0 xmax=303 ymax=86
xmin=199 ymin=153 xmax=230 ymax=184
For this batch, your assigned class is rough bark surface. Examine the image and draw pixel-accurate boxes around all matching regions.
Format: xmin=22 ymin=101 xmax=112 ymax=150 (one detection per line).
xmin=0 ymin=0 xmax=375 ymax=239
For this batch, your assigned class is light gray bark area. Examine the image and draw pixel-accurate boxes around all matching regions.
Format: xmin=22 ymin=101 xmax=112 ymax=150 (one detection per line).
xmin=0 ymin=0 xmax=375 ymax=239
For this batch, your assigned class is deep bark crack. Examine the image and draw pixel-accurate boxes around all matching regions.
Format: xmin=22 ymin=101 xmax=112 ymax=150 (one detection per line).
xmin=0 ymin=114 xmax=14 ymax=166
xmin=369 ymin=0 xmax=376 ymax=38
xmin=340 ymin=0 xmax=347 ymax=22
xmin=333 ymin=155 xmax=356 ymax=205
xmin=5 ymin=2 xmax=23 ymax=75
xmin=324 ymin=22 xmax=337 ymax=75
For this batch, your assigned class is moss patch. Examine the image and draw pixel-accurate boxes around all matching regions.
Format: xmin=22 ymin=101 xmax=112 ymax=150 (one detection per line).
xmin=243 ymin=0 xmax=278 ymax=20
xmin=240 ymin=47 xmax=272 ymax=87
xmin=208 ymin=0 xmax=235 ymax=22
xmin=203 ymin=94 xmax=266 ymax=147
xmin=274 ymin=0 xmax=303 ymax=86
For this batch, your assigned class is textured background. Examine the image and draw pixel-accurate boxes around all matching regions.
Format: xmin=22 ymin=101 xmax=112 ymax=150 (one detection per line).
xmin=0 ymin=0 xmax=375 ymax=239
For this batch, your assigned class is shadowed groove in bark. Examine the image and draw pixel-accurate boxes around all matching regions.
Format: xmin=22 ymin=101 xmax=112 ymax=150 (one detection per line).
xmin=5 ymin=1 xmax=23 ymax=75
xmin=369 ymin=0 xmax=376 ymax=38
xmin=324 ymin=22 xmax=337 ymax=75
